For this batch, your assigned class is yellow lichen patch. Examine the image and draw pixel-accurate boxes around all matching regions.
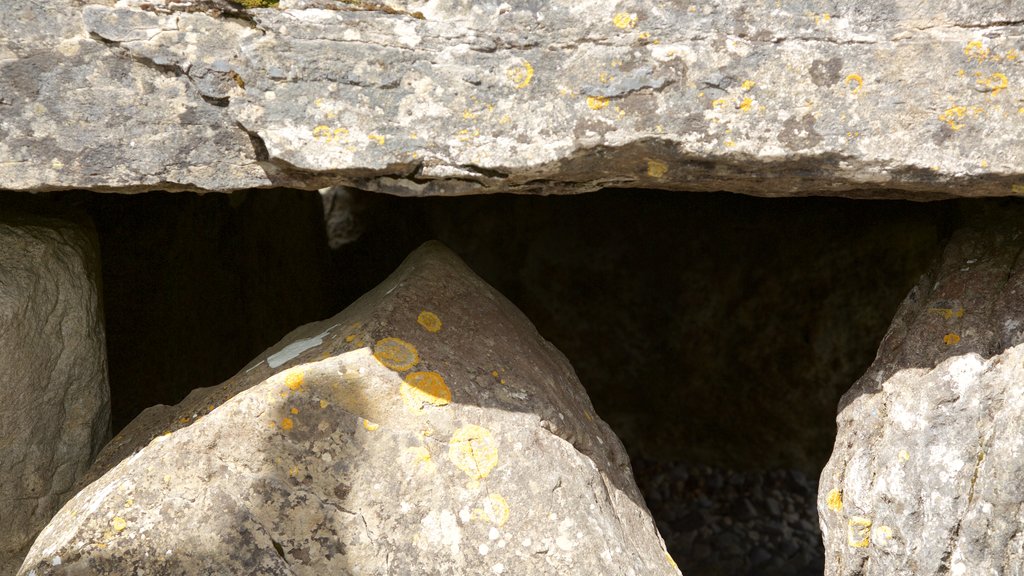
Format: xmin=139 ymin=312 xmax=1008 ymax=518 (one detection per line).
xmin=405 ymin=446 xmax=437 ymax=473
xmin=844 ymin=73 xmax=863 ymax=94
xmin=417 ymin=311 xmax=442 ymax=332
xmin=367 ymin=133 xmax=386 ymax=145
xmin=362 ymin=418 xmax=380 ymax=431
xmin=472 ymin=493 xmax=511 ymax=526
xmin=847 ymin=516 xmax=872 ymax=548
xmin=587 ymin=96 xmax=610 ymax=110
xmin=741 ymin=79 xmax=756 ymax=91
xmin=345 ymin=334 xmax=357 ymax=343
xmin=978 ymin=72 xmax=1008 ymax=96
xmin=738 ymin=96 xmax=753 ymax=111
xmin=711 ymin=97 xmax=728 ymax=109
xmin=280 ymin=417 xmax=294 ymax=431
xmin=111 ymin=517 xmax=128 ymax=532
xmin=285 ymin=370 xmax=304 ymax=391
xmin=373 ymin=337 xmax=419 ymax=371
xmin=401 ymin=371 xmax=452 ymax=411
xmin=449 ymin=424 xmax=499 ymax=480
xmin=666 ymin=552 xmax=679 ymax=570
xmin=944 ymin=332 xmax=961 ymax=345
xmin=939 ymin=106 xmax=968 ymax=131
xmin=290 ymin=407 xmax=300 ymax=415
xmin=646 ymin=159 xmax=669 ymax=178
xmin=898 ymin=449 xmax=910 ymax=462
xmin=612 ymin=12 xmax=637 ymax=29
xmin=929 ymin=307 xmax=965 ymax=320
xmin=320 ymin=399 xmax=330 ymax=409
xmin=826 ymin=488 xmax=843 ymax=512
xmin=507 ymin=59 xmax=534 ymax=89
xmin=964 ymin=40 xmax=989 ymax=62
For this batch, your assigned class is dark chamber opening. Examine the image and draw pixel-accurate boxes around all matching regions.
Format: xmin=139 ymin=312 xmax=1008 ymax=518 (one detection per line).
xmin=82 ymin=187 xmax=961 ymax=575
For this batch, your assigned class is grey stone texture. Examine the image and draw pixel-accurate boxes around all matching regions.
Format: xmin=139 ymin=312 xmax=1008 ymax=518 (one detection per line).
xmin=0 ymin=204 xmax=109 ymax=575
xmin=2 ymin=0 xmax=1024 ymax=198
xmin=20 ymin=242 xmax=678 ymax=576
xmin=819 ymin=204 xmax=1024 ymax=575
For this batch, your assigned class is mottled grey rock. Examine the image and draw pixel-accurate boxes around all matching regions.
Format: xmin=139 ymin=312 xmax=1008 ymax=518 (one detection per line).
xmin=0 ymin=205 xmax=109 ymax=574
xmin=819 ymin=206 xmax=1024 ymax=575
xmin=20 ymin=242 xmax=678 ymax=576
xmin=2 ymin=0 xmax=1024 ymax=197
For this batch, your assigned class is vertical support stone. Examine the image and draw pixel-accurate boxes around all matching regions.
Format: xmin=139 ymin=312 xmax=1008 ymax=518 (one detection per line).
xmin=0 ymin=205 xmax=109 ymax=573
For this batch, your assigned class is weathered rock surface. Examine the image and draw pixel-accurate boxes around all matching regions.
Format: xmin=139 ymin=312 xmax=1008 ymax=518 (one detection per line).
xmin=819 ymin=204 xmax=1024 ymax=575
xmin=3 ymin=0 xmax=1024 ymax=198
xmin=0 ymin=203 xmax=109 ymax=575
xmin=20 ymin=242 xmax=678 ymax=576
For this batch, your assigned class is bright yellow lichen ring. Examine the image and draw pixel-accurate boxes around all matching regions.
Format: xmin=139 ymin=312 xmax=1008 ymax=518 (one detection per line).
xmin=507 ymin=59 xmax=534 ymax=89
xmin=373 ymin=337 xmax=419 ymax=371
xmin=449 ymin=424 xmax=499 ymax=479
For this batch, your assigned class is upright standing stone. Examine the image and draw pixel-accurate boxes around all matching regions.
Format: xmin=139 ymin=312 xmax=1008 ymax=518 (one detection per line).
xmin=20 ymin=241 xmax=678 ymax=576
xmin=819 ymin=206 xmax=1024 ymax=575
xmin=0 ymin=205 xmax=109 ymax=574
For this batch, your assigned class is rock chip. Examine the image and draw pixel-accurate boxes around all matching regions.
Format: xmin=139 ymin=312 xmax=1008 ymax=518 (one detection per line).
xmin=2 ymin=0 xmax=1024 ymax=197
xmin=819 ymin=205 xmax=1024 ymax=575
xmin=20 ymin=242 xmax=678 ymax=576
xmin=0 ymin=204 xmax=109 ymax=574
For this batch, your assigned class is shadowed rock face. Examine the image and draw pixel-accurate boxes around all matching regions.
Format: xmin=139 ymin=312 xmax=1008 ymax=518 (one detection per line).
xmin=0 ymin=202 xmax=108 ymax=575
xmin=3 ymin=0 xmax=1024 ymax=197
xmin=21 ymin=242 xmax=678 ymax=576
xmin=819 ymin=205 xmax=1024 ymax=575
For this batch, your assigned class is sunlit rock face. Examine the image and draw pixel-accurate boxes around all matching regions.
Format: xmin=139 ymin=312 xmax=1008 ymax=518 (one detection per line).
xmin=819 ymin=205 xmax=1024 ymax=575
xmin=20 ymin=242 xmax=678 ymax=576
xmin=3 ymin=0 xmax=1024 ymax=197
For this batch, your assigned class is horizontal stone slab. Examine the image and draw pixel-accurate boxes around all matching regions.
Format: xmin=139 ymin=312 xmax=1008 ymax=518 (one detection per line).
xmin=2 ymin=0 xmax=1023 ymax=198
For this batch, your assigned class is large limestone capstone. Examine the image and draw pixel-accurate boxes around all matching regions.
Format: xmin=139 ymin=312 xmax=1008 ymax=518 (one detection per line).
xmin=2 ymin=0 xmax=1023 ymax=198
xmin=0 ymin=205 xmax=109 ymax=575
xmin=20 ymin=241 xmax=678 ymax=576
xmin=819 ymin=206 xmax=1024 ymax=574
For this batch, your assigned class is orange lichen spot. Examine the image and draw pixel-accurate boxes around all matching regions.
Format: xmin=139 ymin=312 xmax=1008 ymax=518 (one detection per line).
xmin=978 ymin=73 xmax=1008 ymax=96
xmin=472 ymin=493 xmax=511 ymax=526
xmin=738 ymin=96 xmax=753 ymax=111
xmin=646 ymin=159 xmax=669 ymax=178
xmin=285 ymin=370 xmax=304 ymax=391
xmin=944 ymin=332 xmax=961 ymax=345
xmin=111 ymin=517 xmax=128 ymax=532
xmin=207 ymin=405 xmax=215 ymax=411
xmin=847 ymin=516 xmax=872 ymax=548
xmin=490 ymin=370 xmax=500 ymax=378
xmin=826 ymin=488 xmax=843 ymax=511
xmin=401 ymin=371 xmax=452 ymax=411
xmin=844 ymin=74 xmax=863 ymax=94
xmin=367 ymin=133 xmax=386 ymax=145
xmin=362 ymin=419 xmax=380 ymax=431
xmin=290 ymin=407 xmax=300 ymax=415
xmin=612 ymin=12 xmax=638 ymax=29
xmin=449 ymin=424 xmax=499 ymax=480
xmin=964 ymin=40 xmax=989 ymax=62
xmin=320 ymin=399 xmax=330 ymax=409
xmin=507 ymin=59 xmax=534 ymax=89
xmin=178 ymin=416 xmax=190 ymax=424
xmin=939 ymin=106 xmax=968 ymax=130
xmin=666 ymin=552 xmax=679 ymax=570
xmin=373 ymin=337 xmax=419 ymax=371
xmin=587 ymin=96 xmax=610 ymax=110
xmin=417 ymin=311 xmax=442 ymax=332
xmin=280 ymin=417 xmax=294 ymax=431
